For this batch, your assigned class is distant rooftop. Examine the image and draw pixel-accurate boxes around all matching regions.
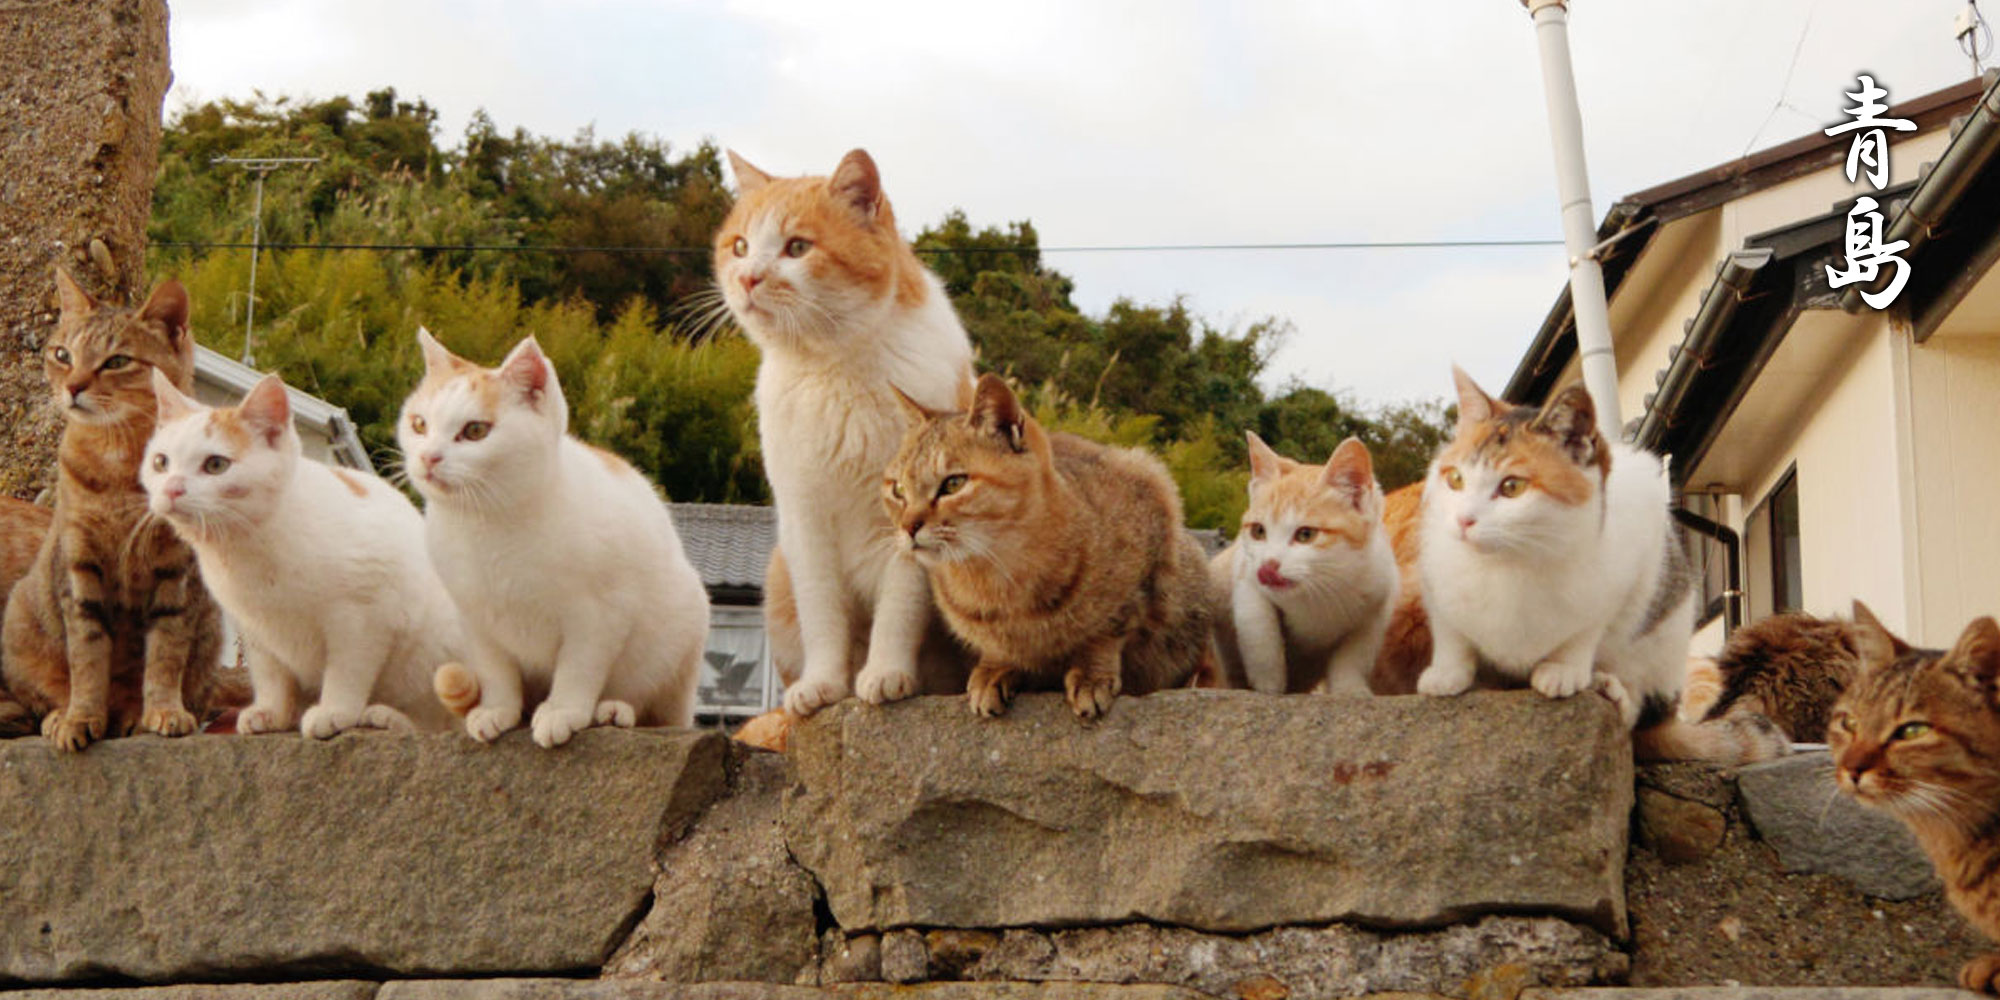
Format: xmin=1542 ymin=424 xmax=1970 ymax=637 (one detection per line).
xmin=670 ymin=503 xmax=775 ymax=599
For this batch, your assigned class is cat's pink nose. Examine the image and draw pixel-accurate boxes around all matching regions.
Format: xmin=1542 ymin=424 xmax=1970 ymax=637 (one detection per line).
xmin=739 ymin=273 xmax=762 ymax=293
xmin=422 ymin=452 xmax=443 ymax=470
xmin=1457 ymin=514 xmax=1477 ymax=534
xmin=164 ymin=480 xmax=186 ymax=500
xmin=905 ymin=517 xmax=925 ymax=538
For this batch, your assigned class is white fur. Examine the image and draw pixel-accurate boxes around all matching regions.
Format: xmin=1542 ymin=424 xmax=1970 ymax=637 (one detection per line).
xmin=400 ymin=332 xmax=707 ymax=747
xmin=141 ymin=373 xmax=458 ymax=737
xmin=719 ymin=172 xmax=974 ymax=717
xmin=1415 ymin=439 xmax=1691 ymax=725
xmin=1210 ymin=476 xmax=1398 ymax=696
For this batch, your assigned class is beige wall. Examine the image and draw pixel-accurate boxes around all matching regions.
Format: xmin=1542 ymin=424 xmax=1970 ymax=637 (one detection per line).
xmin=1905 ymin=329 xmax=2000 ymax=645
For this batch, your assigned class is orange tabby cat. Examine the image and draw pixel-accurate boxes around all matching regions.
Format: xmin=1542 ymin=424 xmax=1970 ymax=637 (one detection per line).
xmin=883 ymin=374 xmax=1215 ymax=719
xmin=0 ymin=497 xmax=55 ymax=735
xmin=1829 ymin=601 xmax=2000 ymax=992
xmin=2 ymin=270 xmax=226 ymax=750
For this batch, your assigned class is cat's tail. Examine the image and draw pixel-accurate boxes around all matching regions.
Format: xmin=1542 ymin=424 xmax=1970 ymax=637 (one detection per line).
xmin=434 ymin=662 xmax=482 ymax=717
xmin=0 ymin=684 xmax=33 ymax=738
xmin=1634 ymin=711 xmax=1791 ymax=765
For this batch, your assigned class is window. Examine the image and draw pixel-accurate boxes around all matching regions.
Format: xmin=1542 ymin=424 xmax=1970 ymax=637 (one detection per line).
xmin=1744 ymin=467 xmax=1803 ymax=620
xmin=696 ymin=605 xmax=776 ymax=721
xmin=1677 ymin=493 xmax=1734 ymax=629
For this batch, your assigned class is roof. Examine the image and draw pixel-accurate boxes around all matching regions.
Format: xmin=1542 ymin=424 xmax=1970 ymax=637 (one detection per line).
xmin=670 ymin=502 xmax=776 ymax=597
xmin=193 ymin=345 xmax=372 ymax=470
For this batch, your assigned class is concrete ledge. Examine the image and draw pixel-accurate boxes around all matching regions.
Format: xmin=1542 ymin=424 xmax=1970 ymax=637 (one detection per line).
xmin=0 ymin=729 xmax=729 ymax=984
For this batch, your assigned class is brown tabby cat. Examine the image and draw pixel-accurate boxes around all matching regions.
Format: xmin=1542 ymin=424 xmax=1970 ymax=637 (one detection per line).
xmin=0 ymin=497 xmax=55 ymax=735
xmin=1696 ymin=609 xmax=1860 ymax=743
xmin=2 ymin=269 xmax=226 ymax=751
xmin=1830 ymin=600 xmax=2000 ymax=992
xmin=883 ymin=373 xmax=1215 ymax=719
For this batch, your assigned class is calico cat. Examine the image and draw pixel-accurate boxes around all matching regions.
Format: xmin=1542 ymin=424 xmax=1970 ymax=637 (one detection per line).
xmin=1829 ymin=601 xmax=2000 ymax=992
xmin=713 ymin=148 xmax=975 ymax=718
xmin=1209 ymin=433 xmax=1397 ymax=694
xmin=0 ymin=497 xmax=55 ymax=735
xmin=2 ymin=269 xmax=226 ymax=751
xmin=401 ymin=330 xmax=707 ymax=747
xmin=142 ymin=371 xmax=458 ymax=736
xmin=1415 ymin=367 xmax=1786 ymax=763
xmin=883 ymin=374 xmax=1214 ymax=719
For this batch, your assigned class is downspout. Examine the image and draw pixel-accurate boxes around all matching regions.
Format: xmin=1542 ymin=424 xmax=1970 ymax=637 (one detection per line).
xmin=1839 ymin=71 xmax=2000 ymax=315
xmin=1523 ymin=0 xmax=1622 ymax=440
xmin=1673 ymin=507 xmax=1743 ymax=636
xmin=1634 ymin=248 xmax=1775 ymax=452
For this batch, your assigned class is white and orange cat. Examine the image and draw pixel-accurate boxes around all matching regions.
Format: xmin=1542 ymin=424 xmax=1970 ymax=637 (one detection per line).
xmin=715 ymin=148 xmax=974 ymax=717
xmin=400 ymin=331 xmax=707 ymax=747
xmin=142 ymin=371 xmax=457 ymax=736
xmin=1210 ymin=433 xmax=1397 ymax=694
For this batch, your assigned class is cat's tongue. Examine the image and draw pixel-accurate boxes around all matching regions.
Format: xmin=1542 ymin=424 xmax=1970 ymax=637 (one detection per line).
xmin=1257 ymin=562 xmax=1293 ymax=589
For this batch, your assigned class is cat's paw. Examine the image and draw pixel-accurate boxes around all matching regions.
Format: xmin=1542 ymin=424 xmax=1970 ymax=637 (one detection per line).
xmin=1064 ymin=668 xmax=1120 ymax=721
xmin=783 ymin=675 xmax=850 ymax=717
xmin=1591 ymin=673 xmax=1634 ymax=724
xmin=140 ymin=704 xmax=198 ymax=738
xmin=1530 ymin=658 xmax=1592 ymax=699
xmin=967 ymin=664 xmax=1019 ymax=718
xmin=1961 ymin=952 xmax=2000 ymax=993
xmin=531 ymin=702 xmax=594 ymax=748
xmin=42 ymin=707 xmax=105 ymax=752
xmin=855 ymin=662 xmax=919 ymax=705
xmin=464 ymin=705 xmax=519 ymax=743
xmin=300 ymin=704 xmax=362 ymax=740
xmin=236 ymin=705 xmax=291 ymax=736
xmin=1416 ymin=663 xmax=1474 ymax=697
xmin=359 ymin=704 xmax=416 ymax=732
xmin=594 ymin=700 xmax=637 ymax=728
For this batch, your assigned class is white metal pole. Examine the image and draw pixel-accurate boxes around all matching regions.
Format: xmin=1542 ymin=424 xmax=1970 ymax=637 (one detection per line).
xmin=243 ymin=168 xmax=266 ymax=366
xmin=1524 ymin=0 xmax=1622 ymax=440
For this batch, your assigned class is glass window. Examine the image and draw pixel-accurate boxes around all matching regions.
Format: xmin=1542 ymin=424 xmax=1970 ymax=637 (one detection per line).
xmin=1770 ymin=471 xmax=1803 ymax=613
xmin=696 ymin=605 xmax=774 ymax=719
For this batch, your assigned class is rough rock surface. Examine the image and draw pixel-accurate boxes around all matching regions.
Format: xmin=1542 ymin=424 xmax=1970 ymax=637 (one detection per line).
xmin=0 ymin=729 xmax=728 ymax=984
xmin=382 ymin=983 xmax=1208 ymax=999
xmin=0 ymin=0 xmax=169 ymax=497
xmin=1524 ymin=992 xmax=1978 ymax=1000
xmin=605 ymin=748 xmax=820 ymax=984
xmin=786 ymin=690 xmax=1632 ymax=937
xmin=0 ymin=987 xmax=378 ymax=1000
xmin=819 ymin=915 xmax=1624 ymax=997
xmin=1736 ymin=752 xmax=1938 ymax=900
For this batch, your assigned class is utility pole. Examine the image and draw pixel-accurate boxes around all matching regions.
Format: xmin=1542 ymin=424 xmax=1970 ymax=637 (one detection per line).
xmin=211 ymin=156 xmax=319 ymax=367
xmin=1521 ymin=0 xmax=1621 ymax=440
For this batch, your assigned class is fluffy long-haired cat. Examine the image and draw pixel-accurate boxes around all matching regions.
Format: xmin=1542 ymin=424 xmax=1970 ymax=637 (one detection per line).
xmin=1688 ymin=609 xmax=1859 ymax=742
xmin=142 ymin=371 xmax=458 ymax=736
xmin=401 ymin=330 xmax=706 ymax=747
xmin=2 ymin=269 xmax=227 ymax=750
xmin=1415 ymin=368 xmax=1786 ymax=763
xmin=1829 ymin=601 xmax=2000 ymax=992
xmin=712 ymin=148 xmax=975 ymax=718
xmin=884 ymin=374 xmax=1214 ymax=719
xmin=1209 ymin=433 xmax=1397 ymax=694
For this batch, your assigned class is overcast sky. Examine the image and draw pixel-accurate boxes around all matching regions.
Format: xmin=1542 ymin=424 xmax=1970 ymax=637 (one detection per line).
xmin=164 ymin=1 xmax=1988 ymax=411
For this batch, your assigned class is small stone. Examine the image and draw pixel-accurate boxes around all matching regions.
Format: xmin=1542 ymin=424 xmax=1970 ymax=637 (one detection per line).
xmin=1635 ymin=787 xmax=1727 ymax=864
xmin=821 ymin=931 xmax=882 ymax=984
xmin=1717 ymin=916 xmax=1744 ymax=943
xmin=1233 ymin=974 xmax=1291 ymax=999
xmin=881 ymin=929 xmax=929 ymax=984
xmin=925 ymin=929 xmax=1001 ymax=979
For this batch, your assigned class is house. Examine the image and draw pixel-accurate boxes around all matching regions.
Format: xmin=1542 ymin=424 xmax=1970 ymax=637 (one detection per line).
xmin=1504 ymin=72 xmax=2000 ymax=654
xmin=671 ymin=502 xmax=781 ymax=721
xmin=193 ymin=345 xmax=371 ymax=470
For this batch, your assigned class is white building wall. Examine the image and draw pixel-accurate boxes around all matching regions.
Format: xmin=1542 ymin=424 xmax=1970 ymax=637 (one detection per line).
xmin=1906 ymin=331 xmax=2000 ymax=645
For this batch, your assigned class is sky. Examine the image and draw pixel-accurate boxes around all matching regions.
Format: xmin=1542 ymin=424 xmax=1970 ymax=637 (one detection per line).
xmin=163 ymin=1 xmax=1991 ymax=411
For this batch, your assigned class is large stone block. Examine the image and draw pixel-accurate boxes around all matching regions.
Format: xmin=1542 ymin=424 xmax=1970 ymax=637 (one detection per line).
xmin=0 ymin=728 xmax=728 ymax=984
xmin=785 ymin=690 xmax=1632 ymax=937
xmin=1736 ymin=751 xmax=1938 ymax=900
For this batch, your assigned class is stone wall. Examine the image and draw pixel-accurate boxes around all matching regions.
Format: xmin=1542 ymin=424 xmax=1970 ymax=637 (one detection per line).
xmin=0 ymin=0 xmax=169 ymax=497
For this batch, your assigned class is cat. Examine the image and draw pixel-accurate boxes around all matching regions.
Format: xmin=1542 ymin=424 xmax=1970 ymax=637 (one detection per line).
xmin=1414 ymin=367 xmax=1787 ymax=763
xmin=0 ymin=497 xmax=55 ymax=736
xmin=1209 ymin=432 xmax=1397 ymax=694
xmin=2 ymin=269 xmax=227 ymax=751
xmin=1829 ymin=601 xmax=2000 ymax=992
xmin=1692 ymin=609 xmax=1860 ymax=743
xmin=141 ymin=370 xmax=458 ymax=737
xmin=883 ymin=373 xmax=1215 ymax=719
xmin=1371 ymin=481 xmax=1430 ymax=695
xmin=713 ymin=148 xmax=975 ymax=718
xmin=401 ymin=329 xmax=707 ymax=747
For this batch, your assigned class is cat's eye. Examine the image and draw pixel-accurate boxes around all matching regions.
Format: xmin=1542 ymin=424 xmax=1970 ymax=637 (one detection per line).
xmin=1893 ymin=721 xmax=1933 ymax=741
xmin=100 ymin=354 xmax=132 ymax=371
xmin=1833 ymin=713 xmax=1855 ymax=734
xmin=1248 ymin=523 xmax=1266 ymax=541
xmin=1497 ymin=476 xmax=1528 ymax=498
xmin=1442 ymin=467 xmax=1464 ymax=491
xmin=1293 ymin=527 xmax=1317 ymax=544
xmin=409 ymin=415 xmax=428 ymax=436
xmin=458 ymin=421 xmax=492 ymax=442
xmin=784 ymin=237 xmax=813 ymax=258
xmin=150 ymin=454 xmax=167 ymax=472
xmin=50 ymin=346 xmax=72 ymax=366
xmin=731 ymin=237 xmax=748 ymax=258
xmin=200 ymin=455 xmax=231 ymax=475
xmin=937 ymin=474 xmax=968 ymax=498
xmin=888 ymin=480 xmax=905 ymax=502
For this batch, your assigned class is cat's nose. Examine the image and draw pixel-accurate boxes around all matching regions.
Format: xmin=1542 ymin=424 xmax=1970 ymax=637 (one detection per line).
xmin=905 ymin=517 xmax=925 ymax=538
xmin=65 ymin=383 xmax=88 ymax=404
xmin=422 ymin=452 xmax=444 ymax=470
xmin=739 ymin=272 xmax=763 ymax=293
xmin=1457 ymin=514 xmax=1477 ymax=533
xmin=164 ymin=479 xmax=187 ymax=500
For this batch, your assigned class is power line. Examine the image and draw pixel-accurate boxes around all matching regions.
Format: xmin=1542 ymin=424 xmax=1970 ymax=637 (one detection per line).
xmin=152 ymin=237 xmax=1564 ymax=256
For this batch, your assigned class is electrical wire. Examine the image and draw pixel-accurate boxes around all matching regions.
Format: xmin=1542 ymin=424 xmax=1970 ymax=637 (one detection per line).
xmin=151 ymin=238 xmax=1565 ymax=256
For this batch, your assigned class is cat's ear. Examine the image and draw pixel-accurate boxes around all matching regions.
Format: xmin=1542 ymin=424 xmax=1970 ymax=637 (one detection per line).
xmin=237 ymin=374 xmax=292 ymax=447
xmin=727 ymin=150 xmax=772 ymax=196
xmin=1324 ymin=436 xmax=1376 ymax=512
xmin=1945 ymin=616 xmax=2000 ymax=692
xmin=968 ymin=373 xmax=1027 ymax=454
xmin=1451 ymin=364 xmax=1500 ymax=432
xmin=415 ymin=327 xmax=459 ymax=375
xmin=151 ymin=367 xmax=199 ymax=423
xmin=138 ymin=279 xmax=191 ymax=349
xmin=499 ymin=336 xmax=553 ymax=405
xmin=1530 ymin=384 xmax=1605 ymax=470
xmin=1246 ymin=431 xmax=1283 ymax=484
xmin=1850 ymin=601 xmax=1909 ymax=674
xmin=54 ymin=266 xmax=98 ymax=318
xmin=829 ymin=149 xmax=885 ymax=224
xmin=890 ymin=384 xmax=947 ymax=425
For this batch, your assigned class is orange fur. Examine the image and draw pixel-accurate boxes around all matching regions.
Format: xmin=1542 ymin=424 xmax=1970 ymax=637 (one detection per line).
xmin=1370 ymin=481 xmax=1429 ymax=695
xmin=718 ymin=149 xmax=929 ymax=313
xmin=330 ymin=468 xmax=369 ymax=498
xmin=0 ymin=497 xmax=55 ymax=735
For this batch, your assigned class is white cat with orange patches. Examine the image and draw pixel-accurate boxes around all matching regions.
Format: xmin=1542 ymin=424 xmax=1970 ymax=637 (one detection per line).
xmin=1211 ymin=434 xmax=1398 ymax=695
xmin=142 ymin=371 xmax=457 ymax=736
xmin=400 ymin=331 xmax=706 ymax=747
xmin=714 ymin=148 xmax=975 ymax=716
